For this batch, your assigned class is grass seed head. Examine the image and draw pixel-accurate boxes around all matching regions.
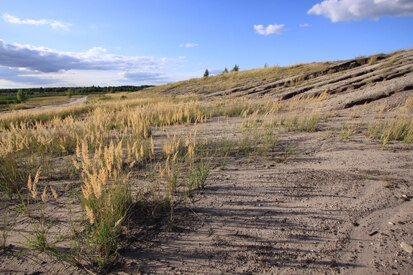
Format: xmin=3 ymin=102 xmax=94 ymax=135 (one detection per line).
xmin=50 ymin=186 xmax=59 ymax=201
xmin=41 ymin=186 xmax=48 ymax=203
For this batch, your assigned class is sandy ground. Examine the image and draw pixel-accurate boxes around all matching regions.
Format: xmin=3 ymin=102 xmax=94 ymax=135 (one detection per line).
xmin=0 ymin=109 xmax=412 ymax=274
xmin=29 ymin=96 xmax=88 ymax=111
xmin=113 ymin=113 xmax=413 ymax=275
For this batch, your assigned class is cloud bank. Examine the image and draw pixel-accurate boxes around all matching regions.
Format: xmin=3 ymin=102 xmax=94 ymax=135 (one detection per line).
xmin=308 ymin=0 xmax=413 ymax=22
xmin=254 ymin=24 xmax=285 ymax=35
xmin=0 ymin=39 xmax=182 ymax=86
xmin=120 ymin=71 xmax=167 ymax=82
xmin=2 ymin=13 xmax=71 ymax=31
xmin=0 ymin=67 xmax=57 ymax=85
xmin=0 ymin=40 xmax=159 ymax=73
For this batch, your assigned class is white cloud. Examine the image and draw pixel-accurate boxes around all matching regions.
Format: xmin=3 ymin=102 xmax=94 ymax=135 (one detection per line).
xmin=0 ymin=66 xmax=57 ymax=85
xmin=254 ymin=24 xmax=285 ymax=35
xmin=2 ymin=13 xmax=71 ymax=31
xmin=308 ymin=0 xmax=413 ymax=22
xmin=0 ymin=39 xmax=187 ymax=86
xmin=299 ymin=23 xmax=310 ymax=27
xmin=120 ymin=71 xmax=167 ymax=82
xmin=179 ymin=43 xmax=199 ymax=48
xmin=0 ymin=39 xmax=157 ymax=72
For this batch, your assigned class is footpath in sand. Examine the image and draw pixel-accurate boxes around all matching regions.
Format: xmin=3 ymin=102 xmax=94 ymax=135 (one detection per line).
xmin=28 ymin=96 xmax=88 ymax=111
xmin=0 ymin=96 xmax=88 ymax=116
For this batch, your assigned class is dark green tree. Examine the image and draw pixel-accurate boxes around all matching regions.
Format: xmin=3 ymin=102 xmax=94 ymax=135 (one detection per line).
xmin=203 ymin=69 xmax=209 ymax=78
xmin=66 ymin=88 xmax=73 ymax=98
xmin=231 ymin=64 xmax=239 ymax=72
xmin=224 ymin=67 xmax=228 ymax=73
xmin=16 ymin=89 xmax=27 ymax=102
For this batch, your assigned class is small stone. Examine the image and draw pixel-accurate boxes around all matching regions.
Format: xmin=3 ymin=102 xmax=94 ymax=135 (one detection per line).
xmin=400 ymin=242 xmax=413 ymax=254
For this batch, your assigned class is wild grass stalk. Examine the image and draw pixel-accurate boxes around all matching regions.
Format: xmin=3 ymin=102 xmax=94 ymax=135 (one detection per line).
xmin=280 ymin=112 xmax=320 ymax=132
xmin=368 ymin=117 xmax=413 ymax=148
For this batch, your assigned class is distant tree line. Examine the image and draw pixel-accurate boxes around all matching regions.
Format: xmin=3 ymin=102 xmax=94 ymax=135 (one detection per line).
xmin=0 ymin=85 xmax=153 ymax=106
xmin=0 ymin=85 xmax=153 ymax=96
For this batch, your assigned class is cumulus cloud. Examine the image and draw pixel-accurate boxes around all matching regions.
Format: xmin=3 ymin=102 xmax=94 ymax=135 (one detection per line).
xmin=179 ymin=43 xmax=199 ymax=48
xmin=0 ymin=39 xmax=158 ymax=73
xmin=0 ymin=66 xmax=57 ymax=85
xmin=308 ymin=0 xmax=413 ymax=22
xmin=121 ymin=71 xmax=167 ymax=82
xmin=254 ymin=24 xmax=285 ymax=35
xmin=2 ymin=13 xmax=71 ymax=31
xmin=299 ymin=23 xmax=310 ymax=27
xmin=0 ymin=39 xmax=184 ymax=86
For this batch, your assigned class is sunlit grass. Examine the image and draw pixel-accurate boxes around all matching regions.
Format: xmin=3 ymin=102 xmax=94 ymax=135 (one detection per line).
xmin=0 ymin=86 xmax=411 ymax=272
xmin=368 ymin=117 xmax=413 ymax=148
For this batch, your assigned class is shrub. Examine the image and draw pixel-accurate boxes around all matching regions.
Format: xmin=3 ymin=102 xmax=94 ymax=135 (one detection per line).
xmin=16 ymin=89 xmax=28 ymax=103
xmin=66 ymin=89 xmax=73 ymax=98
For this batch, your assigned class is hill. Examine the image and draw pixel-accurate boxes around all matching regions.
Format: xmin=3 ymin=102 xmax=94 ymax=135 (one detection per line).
xmin=148 ymin=48 xmax=413 ymax=110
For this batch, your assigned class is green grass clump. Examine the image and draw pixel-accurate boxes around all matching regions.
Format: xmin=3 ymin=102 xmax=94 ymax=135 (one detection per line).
xmin=281 ymin=113 xmax=320 ymax=132
xmin=340 ymin=124 xmax=355 ymax=141
xmin=0 ymin=155 xmax=34 ymax=197
xmin=186 ymin=159 xmax=210 ymax=190
xmin=368 ymin=118 xmax=413 ymax=148
xmin=81 ymin=179 xmax=132 ymax=270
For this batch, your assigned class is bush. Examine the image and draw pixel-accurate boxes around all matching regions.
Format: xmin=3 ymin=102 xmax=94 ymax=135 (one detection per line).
xmin=16 ymin=89 xmax=28 ymax=103
xmin=66 ymin=89 xmax=73 ymax=98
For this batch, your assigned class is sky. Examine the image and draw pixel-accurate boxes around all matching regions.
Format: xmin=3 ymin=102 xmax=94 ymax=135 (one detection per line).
xmin=0 ymin=0 xmax=413 ymax=88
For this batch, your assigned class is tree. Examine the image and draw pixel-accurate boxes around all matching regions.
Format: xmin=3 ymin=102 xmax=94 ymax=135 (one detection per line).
xmin=66 ymin=88 xmax=73 ymax=98
xmin=231 ymin=64 xmax=239 ymax=72
xmin=264 ymin=63 xmax=268 ymax=68
xmin=203 ymin=69 xmax=209 ymax=78
xmin=223 ymin=68 xmax=228 ymax=73
xmin=16 ymin=89 xmax=27 ymax=102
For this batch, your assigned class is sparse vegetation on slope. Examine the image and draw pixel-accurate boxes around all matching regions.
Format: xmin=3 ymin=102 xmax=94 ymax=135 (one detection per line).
xmin=0 ymin=49 xmax=412 ymax=274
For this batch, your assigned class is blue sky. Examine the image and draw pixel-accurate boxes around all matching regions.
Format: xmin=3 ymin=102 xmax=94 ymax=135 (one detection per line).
xmin=0 ymin=0 xmax=412 ymax=88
